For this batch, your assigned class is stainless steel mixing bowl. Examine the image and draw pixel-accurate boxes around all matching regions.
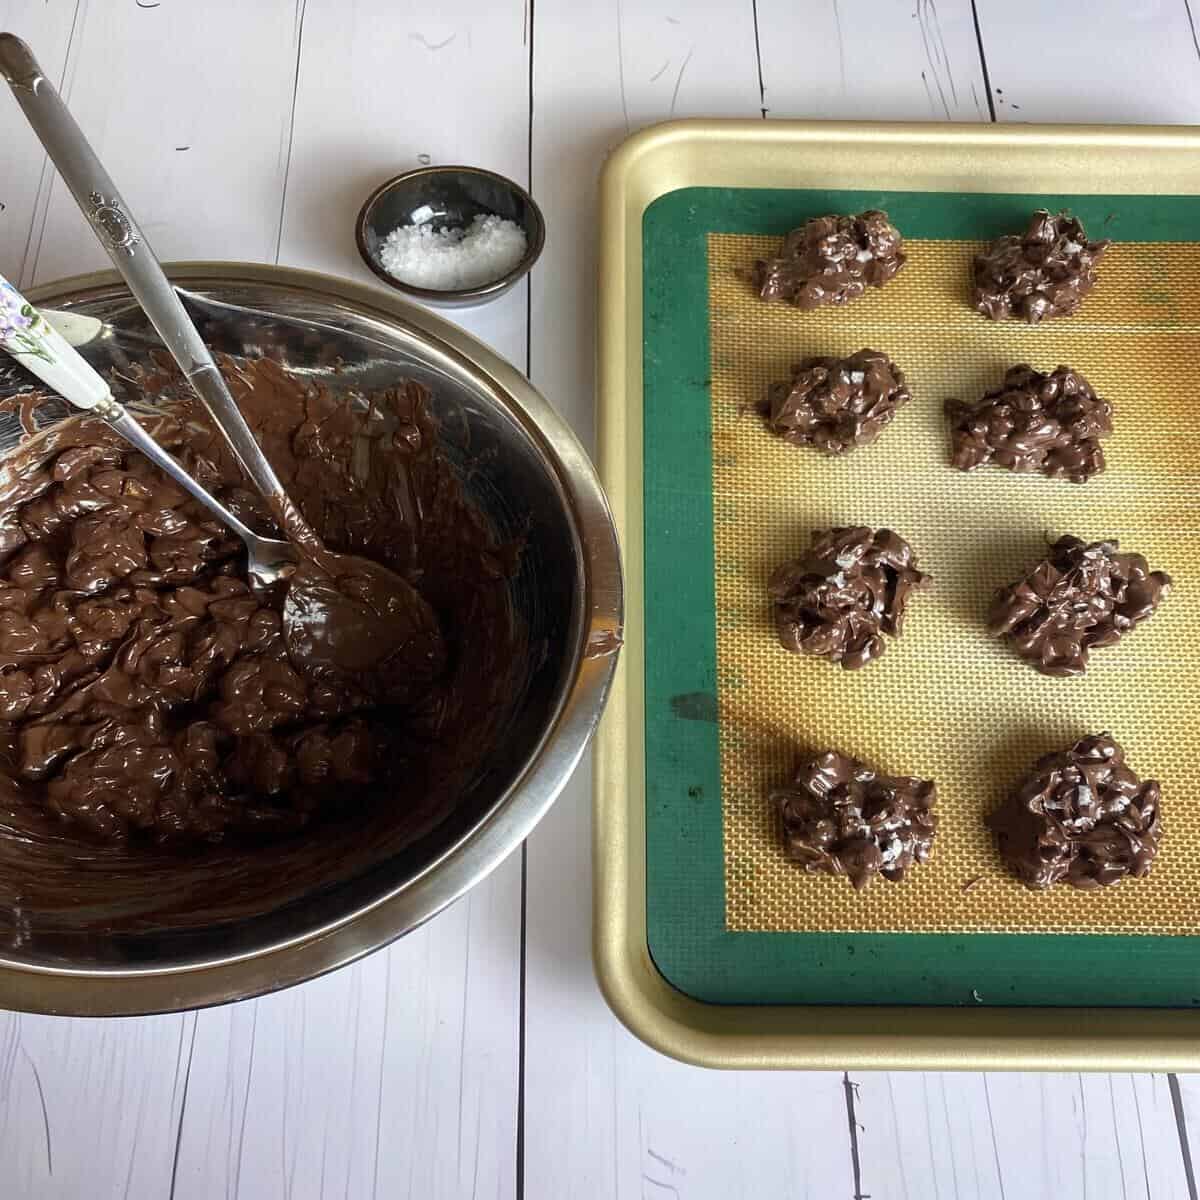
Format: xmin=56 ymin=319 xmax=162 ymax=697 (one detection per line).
xmin=0 ymin=262 xmax=621 ymax=1015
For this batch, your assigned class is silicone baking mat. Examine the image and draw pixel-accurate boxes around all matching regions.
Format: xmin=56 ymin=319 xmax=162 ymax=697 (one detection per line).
xmin=643 ymin=187 xmax=1200 ymax=1007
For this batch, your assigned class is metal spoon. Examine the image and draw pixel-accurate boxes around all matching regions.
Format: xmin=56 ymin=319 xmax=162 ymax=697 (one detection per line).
xmin=0 ymin=272 xmax=299 ymax=591
xmin=0 ymin=34 xmax=298 ymax=548
xmin=0 ymin=33 xmax=444 ymax=686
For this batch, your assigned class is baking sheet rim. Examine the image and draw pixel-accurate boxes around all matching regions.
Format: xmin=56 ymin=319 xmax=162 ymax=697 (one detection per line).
xmin=594 ymin=116 xmax=1200 ymax=1071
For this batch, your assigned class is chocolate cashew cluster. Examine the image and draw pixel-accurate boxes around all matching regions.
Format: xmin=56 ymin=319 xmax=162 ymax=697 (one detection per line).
xmin=764 ymin=349 xmax=911 ymax=455
xmin=753 ymin=210 xmax=906 ymax=309
xmin=769 ymin=527 xmax=931 ymax=670
xmin=973 ymin=209 xmax=1110 ymax=323
xmin=773 ymin=748 xmax=937 ymax=889
xmin=989 ymin=536 xmax=1171 ymax=676
xmin=988 ymin=734 xmax=1161 ymax=889
xmin=946 ymin=364 xmax=1112 ymax=484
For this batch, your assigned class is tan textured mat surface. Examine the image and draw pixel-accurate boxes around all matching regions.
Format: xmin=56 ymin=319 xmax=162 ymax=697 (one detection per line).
xmin=710 ymin=233 xmax=1200 ymax=935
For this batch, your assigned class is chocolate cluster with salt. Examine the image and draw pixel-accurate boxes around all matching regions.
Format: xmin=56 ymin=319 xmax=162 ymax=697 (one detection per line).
xmin=753 ymin=210 xmax=906 ymax=309
xmin=989 ymin=734 xmax=1161 ymax=889
xmin=774 ymin=748 xmax=937 ymax=889
xmin=765 ymin=349 xmax=910 ymax=455
xmin=989 ymin=535 xmax=1171 ymax=677
xmin=973 ymin=209 xmax=1110 ymax=323
xmin=769 ymin=526 xmax=930 ymax=670
xmin=946 ymin=364 xmax=1112 ymax=484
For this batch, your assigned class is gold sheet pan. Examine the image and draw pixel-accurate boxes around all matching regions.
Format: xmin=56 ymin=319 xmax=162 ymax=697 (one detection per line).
xmin=595 ymin=118 xmax=1200 ymax=1070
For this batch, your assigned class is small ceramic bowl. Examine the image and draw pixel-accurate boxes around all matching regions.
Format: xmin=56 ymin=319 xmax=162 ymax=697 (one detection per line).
xmin=355 ymin=166 xmax=545 ymax=308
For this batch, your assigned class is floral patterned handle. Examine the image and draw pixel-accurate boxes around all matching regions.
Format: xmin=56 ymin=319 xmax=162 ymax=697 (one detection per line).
xmin=0 ymin=272 xmax=115 ymax=413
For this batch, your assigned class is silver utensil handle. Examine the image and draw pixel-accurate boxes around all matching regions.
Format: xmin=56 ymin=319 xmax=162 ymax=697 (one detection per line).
xmin=0 ymin=271 xmax=111 ymax=408
xmin=0 ymin=32 xmax=288 ymax=508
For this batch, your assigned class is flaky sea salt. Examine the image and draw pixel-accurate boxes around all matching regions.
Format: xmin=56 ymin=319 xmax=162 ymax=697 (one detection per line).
xmin=379 ymin=213 xmax=527 ymax=291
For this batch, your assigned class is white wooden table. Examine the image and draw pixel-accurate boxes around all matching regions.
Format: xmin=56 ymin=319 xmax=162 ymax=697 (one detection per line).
xmin=2 ymin=2 xmax=1199 ymax=1196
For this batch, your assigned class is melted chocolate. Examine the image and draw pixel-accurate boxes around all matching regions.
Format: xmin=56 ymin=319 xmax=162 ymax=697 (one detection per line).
xmin=989 ymin=734 xmax=1161 ymax=889
xmin=283 ymin=550 xmax=447 ymax=705
xmin=769 ymin=527 xmax=931 ymax=669
xmin=773 ymin=748 xmax=937 ymax=889
xmin=989 ymin=536 xmax=1171 ymax=676
xmin=946 ymin=364 xmax=1112 ymax=484
xmin=752 ymin=210 xmax=906 ymax=309
xmin=972 ymin=210 xmax=1109 ymax=323
xmin=0 ymin=357 xmax=523 ymax=932
xmin=764 ymin=349 xmax=911 ymax=456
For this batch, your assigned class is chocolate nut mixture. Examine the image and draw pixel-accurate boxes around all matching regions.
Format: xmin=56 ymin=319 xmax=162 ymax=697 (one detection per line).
xmin=748 ymin=208 xmax=1185 ymax=901
xmin=774 ymin=748 xmax=937 ymax=889
xmin=0 ymin=357 xmax=522 ymax=862
xmin=989 ymin=535 xmax=1171 ymax=677
xmin=764 ymin=349 xmax=911 ymax=455
xmin=946 ymin=364 xmax=1113 ymax=484
xmin=752 ymin=210 xmax=906 ymax=309
xmin=768 ymin=527 xmax=930 ymax=670
xmin=973 ymin=209 xmax=1110 ymax=323
xmin=988 ymin=734 xmax=1161 ymax=889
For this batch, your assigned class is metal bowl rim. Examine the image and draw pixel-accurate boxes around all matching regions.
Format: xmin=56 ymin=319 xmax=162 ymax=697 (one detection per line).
xmin=0 ymin=260 xmax=621 ymax=1015
xmin=354 ymin=165 xmax=547 ymax=303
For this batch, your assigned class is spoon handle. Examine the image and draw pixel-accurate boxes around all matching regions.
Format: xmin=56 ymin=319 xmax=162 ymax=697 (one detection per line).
xmin=0 ymin=32 xmax=291 ymax=511
xmin=0 ymin=273 xmax=110 ymax=410
xmin=0 ymin=271 xmax=269 ymax=549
